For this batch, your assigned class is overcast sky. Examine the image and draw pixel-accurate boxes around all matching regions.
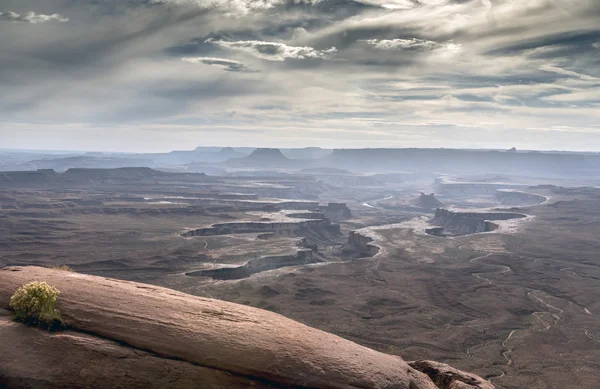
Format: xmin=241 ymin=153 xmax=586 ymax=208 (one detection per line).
xmin=1 ymin=0 xmax=599 ymax=152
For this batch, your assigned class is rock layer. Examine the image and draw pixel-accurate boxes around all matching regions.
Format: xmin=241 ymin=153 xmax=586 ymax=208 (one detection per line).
xmin=409 ymin=361 xmax=495 ymax=389
xmin=341 ymin=231 xmax=380 ymax=258
xmin=186 ymin=249 xmax=320 ymax=280
xmin=429 ymin=209 xmax=526 ymax=236
xmin=0 ymin=313 xmax=277 ymax=389
xmin=0 ymin=266 xmax=444 ymax=389
xmin=0 ymin=266 xmax=494 ymax=389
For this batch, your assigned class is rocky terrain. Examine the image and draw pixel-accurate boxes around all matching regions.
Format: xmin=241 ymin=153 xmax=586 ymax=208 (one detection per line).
xmin=0 ymin=266 xmax=492 ymax=389
xmin=1 ymin=162 xmax=599 ymax=389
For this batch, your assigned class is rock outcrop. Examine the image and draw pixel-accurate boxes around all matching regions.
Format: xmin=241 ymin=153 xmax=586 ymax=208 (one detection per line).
xmin=0 ymin=266 xmax=493 ymax=389
xmin=0 ymin=311 xmax=278 ymax=389
xmin=411 ymin=193 xmax=444 ymax=209
xmin=0 ymin=266 xmax=445 ymax=389
xmin=340 ymin=231 xmax=380 ymax=258
xmin=318 ymin=202 xmax=353 ymax=222
xmin=409 ymin=361 xmax=494 ymax=389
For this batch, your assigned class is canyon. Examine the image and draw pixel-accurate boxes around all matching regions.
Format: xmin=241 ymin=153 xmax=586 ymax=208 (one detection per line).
xmin=1 ymin=148 xmax=600 ymax=388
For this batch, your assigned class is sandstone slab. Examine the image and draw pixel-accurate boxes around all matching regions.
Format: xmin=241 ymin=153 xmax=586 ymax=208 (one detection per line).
xmin=0 ymin=266 xmax=437 ymax=389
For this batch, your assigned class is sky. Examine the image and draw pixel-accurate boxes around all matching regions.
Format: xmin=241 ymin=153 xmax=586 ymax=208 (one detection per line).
xmin=1 ymin=0 xmax=599 ymax=152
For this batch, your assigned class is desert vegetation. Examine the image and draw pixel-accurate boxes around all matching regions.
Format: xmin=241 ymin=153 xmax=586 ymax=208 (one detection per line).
xmin=9 ymin=281 xmax=64 ymax=331
xmin=47 ymin=264 xmax=74 ymax=272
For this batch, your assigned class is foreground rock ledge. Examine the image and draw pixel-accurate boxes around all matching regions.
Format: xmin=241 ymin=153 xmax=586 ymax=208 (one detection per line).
xmin=0 ymin=266 xmax=493 ymax=389
xmin=409 ymin=361 xmax=494 ymax=389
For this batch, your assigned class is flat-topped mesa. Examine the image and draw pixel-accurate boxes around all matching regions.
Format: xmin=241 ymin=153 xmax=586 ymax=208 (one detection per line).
xmin=318 ymin=202 xmax=353 ymax=222
xmin=246 ymin=148 xmax=287 ymax=159
xmin=228 ymin=148 xmax=293 ymax=167
xmin=0 ymin=266 xmax=494 ymax=389
xmin=429 ymin=208 xmax=527 ymax=236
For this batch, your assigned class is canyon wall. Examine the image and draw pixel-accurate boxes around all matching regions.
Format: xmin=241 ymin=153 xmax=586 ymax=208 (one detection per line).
xmin=429 ymin=209 xmax=526 ymax=236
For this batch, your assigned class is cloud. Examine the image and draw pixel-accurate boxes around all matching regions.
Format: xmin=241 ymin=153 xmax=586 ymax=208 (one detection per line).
xmin=540 ymin=65 xmax=599 ymax=81
xmin=2 ymin=0 xmax=600 ymax=151
xmin=353 ymin=0 xmax=416 ymax=9
xmin=181 ymin=56 xmax=255 ymax=72
xmin=0 ymin=11 xmax=68 ymax=24
xmin=527 ymin=125 xmax=600 ymax=134
xmin=360 ymin=38 xmax=461 ymax=52
xmin=206 ymin=38 xmax=337 ymax=61
xmin=148 ymin=0 xmax=316 ymax=13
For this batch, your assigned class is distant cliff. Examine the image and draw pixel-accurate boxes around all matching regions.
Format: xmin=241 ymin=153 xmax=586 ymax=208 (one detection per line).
xmin=430 ymin=209 xmax=526 ymax=236
xmin=227 ymin=148 xmax=294 ymax=168
xmin=0 ymin=167 xmax=214 ymax=188
xmin=322 ymin=148 xmax=600 ymax=176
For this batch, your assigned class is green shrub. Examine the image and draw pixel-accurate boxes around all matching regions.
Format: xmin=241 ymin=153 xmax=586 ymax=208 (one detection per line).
xmin=9 ymin=281 xmax=64 ymax=330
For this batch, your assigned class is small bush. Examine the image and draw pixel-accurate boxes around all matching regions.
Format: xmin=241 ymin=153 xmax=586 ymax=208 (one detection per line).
xmin=47 ymin=264 xmax=74 ymax=272
xmin=9 ymin=281 xmax=64 ymax=331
